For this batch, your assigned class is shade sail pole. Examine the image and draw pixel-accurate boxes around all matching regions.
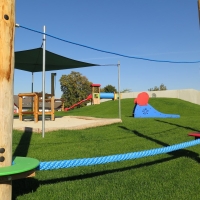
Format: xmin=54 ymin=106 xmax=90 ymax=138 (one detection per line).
xmin=31 ymin=72 xmax=34 ymax=110
xmin=32 ymin=72 xmax=34 ymax=92
xmin=42 ymin=26 xmax=46 ymax=138
xmin=118 ymin=61 xmax=121 ymax=119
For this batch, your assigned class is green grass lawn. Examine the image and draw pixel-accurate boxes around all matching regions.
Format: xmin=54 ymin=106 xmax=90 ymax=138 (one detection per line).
xmin=12 ymin=98 xmax=200 ymax=200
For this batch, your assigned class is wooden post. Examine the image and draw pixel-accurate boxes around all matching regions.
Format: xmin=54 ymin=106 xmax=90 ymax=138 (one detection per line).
xmin=62 ymin=101 xmax=64 ymax=111
xmin=51 ymin=73 xmax=56 ymax=120
xmin=34 ymin=93 xmax=39 ymax=123
xmin=0 ymin=0 xmax=15 ymax=199
xmin=91 ymin=86 xmax=94 ymax=105
xmin=18 ymin=96 xmax=22 ymax=121
xmin=51 ymin=96 xmax=55 ymax=120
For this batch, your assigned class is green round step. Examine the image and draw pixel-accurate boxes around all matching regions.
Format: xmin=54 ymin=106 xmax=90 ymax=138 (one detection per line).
xmin=0 ymin=157 xmax=39 ymax=176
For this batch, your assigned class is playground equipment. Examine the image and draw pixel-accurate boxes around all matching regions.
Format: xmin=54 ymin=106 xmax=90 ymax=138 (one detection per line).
xmin=18 ymin=92 xmax=55 ymax=122
xmin=64 ymin=83 xmax=121 ymax=111
xmin=91 ymin=84 xmax=101 ymax=104
xmin=188 ymin=132 xmax=200 ymax=140
xmin=0 ymin=157 xmax=39 ymax=183
xmin=3 ymin=2 xmax=199 ymax=197
xmin=64 ymin=94 xmax=92 ymax=111
xmin=133 ymin=92 xmax=180 ymax=118
xmin=37 ymin=138 xmax=200 ymax=170
xmin=18 ymin=73 xmax=64 ymax=122
xmin=100 ymin=92 xmax=120 ymax=100
xmin=90 ymin=83 xmax=120 ymax=105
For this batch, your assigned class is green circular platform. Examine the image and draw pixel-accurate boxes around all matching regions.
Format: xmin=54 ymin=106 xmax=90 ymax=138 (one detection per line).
xmin=0 ymin=157 xmax=39 ymax=176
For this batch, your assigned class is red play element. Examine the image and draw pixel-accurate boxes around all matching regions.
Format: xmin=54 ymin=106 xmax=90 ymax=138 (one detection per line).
xmin=90 ymin=84 xmax=101 ymax=87
xmin=188 ymin=132 xmax=200 ymax=139
xmin=134 ymin=92 xmax=149 ymax=106
xmin=64 ymin=94 xmax=92 ymax=111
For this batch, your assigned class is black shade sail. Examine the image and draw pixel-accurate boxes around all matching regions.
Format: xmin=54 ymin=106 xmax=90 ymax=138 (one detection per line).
xmin=15 ymin=48 xmax=99 ymax=72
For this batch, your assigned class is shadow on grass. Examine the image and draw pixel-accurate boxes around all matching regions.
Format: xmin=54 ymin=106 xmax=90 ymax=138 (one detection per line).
xmin=118 ymin=125 xmax=200 ymax=163
xmin=155 ymin=119 xmax=200 ymax=132
xmin=12 ymin=178 xmax=39 ymax=199
xmin=12 ymin=127 xmax=33 ymax=199
xmin=13 ymin=127 xmax=33 ymax=157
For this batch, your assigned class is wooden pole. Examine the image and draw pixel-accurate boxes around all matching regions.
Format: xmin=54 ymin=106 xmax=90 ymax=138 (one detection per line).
xmin=51 ymin=73 xmax=56 ymax=97
xmin=0 ymin=0 xmax=15 ymax=199
xmin=51 ymin=73 xmax=55 ymax=120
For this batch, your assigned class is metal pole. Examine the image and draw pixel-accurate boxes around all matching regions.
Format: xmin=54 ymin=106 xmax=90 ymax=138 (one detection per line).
xmin=32 ymin=72 xmax=34 ymax=93
xmin=31 ymin=72 xmax=34 ymax=110
xmin=118 ymin=61 xmax=121 ymax=119
xmin=198 ymin=0 xmax=200 ymax=27
xmin=42 ymin=26 xmax=46 ymax=138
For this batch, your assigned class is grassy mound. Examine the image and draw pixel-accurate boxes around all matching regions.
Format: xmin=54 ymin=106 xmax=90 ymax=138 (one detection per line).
xmin=12 ymin=98 xmax=200 ymax=200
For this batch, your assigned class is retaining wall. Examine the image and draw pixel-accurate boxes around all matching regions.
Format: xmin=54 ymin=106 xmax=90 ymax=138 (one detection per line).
xmin=121 ymin=89 xmax=200 ymax=105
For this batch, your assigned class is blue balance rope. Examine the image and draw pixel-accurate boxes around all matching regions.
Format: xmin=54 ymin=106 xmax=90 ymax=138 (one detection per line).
xmin=38 ymin=139 xmax=200 ymax=171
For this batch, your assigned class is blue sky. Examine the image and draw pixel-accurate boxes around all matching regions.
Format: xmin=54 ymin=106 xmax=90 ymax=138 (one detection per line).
xmin=14 ymin=0 xmax=200 ymax=98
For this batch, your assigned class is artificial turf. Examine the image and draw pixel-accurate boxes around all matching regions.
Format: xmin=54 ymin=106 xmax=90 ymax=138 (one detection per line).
xmin=12 ymin=98 xmax=200 ymax=200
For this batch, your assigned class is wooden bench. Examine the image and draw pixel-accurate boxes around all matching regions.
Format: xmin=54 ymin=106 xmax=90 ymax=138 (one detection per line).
xmin=188 ymin=132 xmax=200 ymax=140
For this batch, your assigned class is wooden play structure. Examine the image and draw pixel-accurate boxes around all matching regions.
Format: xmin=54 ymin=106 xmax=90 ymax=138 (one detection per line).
xmin=90 ymin=83 xmax=121 ymax=105
xmin=90 ymin=84 xmax=101 ymax=105
xmin=18 ymin=92 xmax=55 ymax=122
xmin=18 ymin=73 xmax=64 ymax=122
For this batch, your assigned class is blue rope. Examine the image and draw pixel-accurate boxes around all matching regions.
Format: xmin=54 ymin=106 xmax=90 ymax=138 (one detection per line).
xmin=18 ymin=25 xmax=200 ymax=64
xmin=38 ymin=139 xmax=200 ymax=170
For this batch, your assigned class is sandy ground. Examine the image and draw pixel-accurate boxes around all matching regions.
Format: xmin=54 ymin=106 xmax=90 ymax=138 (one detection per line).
xmin=13 ymin=116 xmax=122 ymax=133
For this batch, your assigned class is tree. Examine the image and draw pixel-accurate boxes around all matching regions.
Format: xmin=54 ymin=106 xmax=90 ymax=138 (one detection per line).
xmin=60 ymin=71 xmax=92 ymax=108
xmin=148 ymin=83 xmax=167 ymax=91
xmin=159 ymin=83 xmax=167 ymax=91
xmin=120 ymin=88 xmax=132 ymax=93
xmin=103 ymin=84 xmax=117 ymax=93
xmin=100 ymin=87 xmax=105 ymax=92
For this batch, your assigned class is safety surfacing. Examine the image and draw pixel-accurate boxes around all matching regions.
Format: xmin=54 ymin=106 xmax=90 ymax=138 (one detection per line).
xmin=13 ymin=116 xmax=122 ymax=133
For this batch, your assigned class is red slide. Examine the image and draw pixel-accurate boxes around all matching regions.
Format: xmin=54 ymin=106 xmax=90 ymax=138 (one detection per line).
xmin=64 ymin=94 xmax=92 ymax=111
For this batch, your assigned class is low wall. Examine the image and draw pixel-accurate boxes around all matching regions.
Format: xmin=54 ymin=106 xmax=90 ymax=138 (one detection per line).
xmin=121 ymin=89 xmax=200 ymax=105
